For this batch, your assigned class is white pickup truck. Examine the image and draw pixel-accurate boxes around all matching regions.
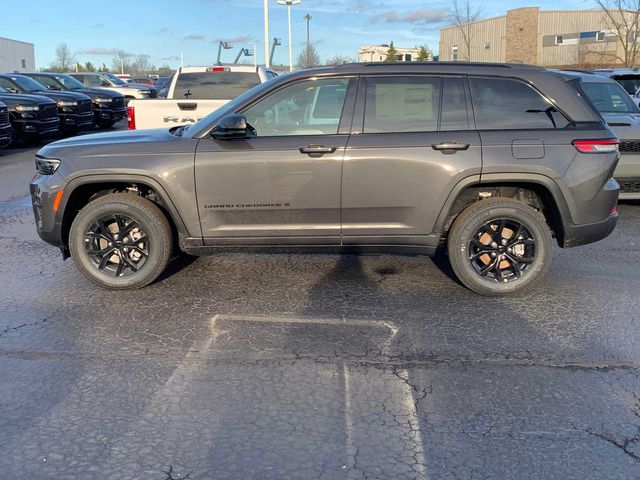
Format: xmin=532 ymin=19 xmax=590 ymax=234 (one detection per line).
xmin=127 ymin=65 xmax=277 ymax=130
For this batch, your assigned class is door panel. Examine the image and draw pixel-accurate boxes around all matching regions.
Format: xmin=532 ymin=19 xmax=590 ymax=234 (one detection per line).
xmin=342 ymin=131 xmax=482 ymax=240
xmin=195 ymin=135 xmax=347 ymax=243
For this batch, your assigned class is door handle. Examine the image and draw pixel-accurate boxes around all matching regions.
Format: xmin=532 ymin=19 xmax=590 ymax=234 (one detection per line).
xmin=299 ymin=145 xmax=337 ymax=157
xmin=178 ymin=102 xmax=198 ymax=111
xmin=431 ymin=141 xmax=470 ymax=153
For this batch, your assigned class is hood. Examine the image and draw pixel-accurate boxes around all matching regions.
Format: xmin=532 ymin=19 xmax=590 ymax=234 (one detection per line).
xmin=30 ymin=90 xmax=92 ymax=102
xmin=72 ymin=87 xmax=124 ymax=99
xmin=37 ymin=128 xmax=175 ymax=157
xmin=602 ymin=112 xmax=640 ymax=140
xmin=0 ymin=92 xmax=56 ymax=107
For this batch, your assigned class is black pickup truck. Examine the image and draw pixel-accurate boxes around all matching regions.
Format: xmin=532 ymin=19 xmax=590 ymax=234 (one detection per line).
xmin=25 ymin=73 xmax=126 ymax=128
xmin=0 ymin=87 xmax=59 ymax=145
xmin=0 ymin=74 xmax=94 ymax=133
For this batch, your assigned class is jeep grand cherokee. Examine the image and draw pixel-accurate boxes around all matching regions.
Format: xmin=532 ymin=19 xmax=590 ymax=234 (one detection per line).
xmin=29 ymin=63 xmax=620 ymax=295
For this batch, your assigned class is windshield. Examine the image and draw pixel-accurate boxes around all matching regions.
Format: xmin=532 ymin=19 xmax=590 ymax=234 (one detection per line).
xmin=611 ymin=75 xmax=640 ymax=95
xmin=54 ymin=74 xmax=85 ymax=90
xmin=189 ymin=77 xmax=279 ymax=135
xmin=582 ymin=81 xmax=639 ymax=114
xmin=103 ymin=73 xmax=126 ymax=85
xmin=12 ymin=75 xmax=47 ymax=93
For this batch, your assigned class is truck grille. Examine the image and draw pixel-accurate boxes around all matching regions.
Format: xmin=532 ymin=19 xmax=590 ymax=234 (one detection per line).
xmin=619 ymin=178 xmax=640 ymax=193
xmin=112 ymin=97 xmax=125 ymax=108
xmin=619 ymin=140 xmax=640 ymax=153
xmin=77 ymin=99 xmax=92 ymax=114
xmin=0 ymin=107 xmax=8 ymax=126
xmin=38 ymin=104 xmax=58 ymax=120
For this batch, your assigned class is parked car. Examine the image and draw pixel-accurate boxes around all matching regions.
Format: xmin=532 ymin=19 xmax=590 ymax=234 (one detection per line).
xmin=154 ymin=76 xmax=171 ymax=98
xmin=127 ymin=65 xmax=276 ymax=130
xmin=70 ymin=72 xmax=157 ymax=104
xmin=562 ymin=71 xmax=640 ymax=199
xmin=0 ymin=100 xmax=12 ymax=148
xmin=0 ymin=74 xmax=94 ymax=133
xmin=0 ymin=87 xmax=59 ymax=144
xmin=24 ymin=72 xmax=126 ymax=128
xmin=127 ymin=77 xmax=155 ymax=86
xmin=30 ymin=62 xmax=619 ymax=295
xmin=593 ymin=68 xmax=640 ymax=106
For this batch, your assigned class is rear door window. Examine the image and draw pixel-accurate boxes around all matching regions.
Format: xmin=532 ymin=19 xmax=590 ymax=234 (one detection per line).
xmin=363 ymin=76 xmax=441 ymax=133
xmin=441 ymin=77 xmax=469 ymax=131
xmin=173 ymin=72 xmax=261 ymax=100
xmin=469 ymin=77 xmax=570 ymax=129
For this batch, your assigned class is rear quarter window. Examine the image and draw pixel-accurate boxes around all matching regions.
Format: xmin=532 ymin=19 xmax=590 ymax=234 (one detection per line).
xmin=173 ymin=72 xmax=261 ymax=100
xmin=470 ymin=77 xmax=570 ymax=130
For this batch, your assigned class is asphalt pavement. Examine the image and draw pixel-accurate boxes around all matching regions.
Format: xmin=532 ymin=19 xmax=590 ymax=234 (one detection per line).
xmin=1 ymin=128 xmax=640 ymax=479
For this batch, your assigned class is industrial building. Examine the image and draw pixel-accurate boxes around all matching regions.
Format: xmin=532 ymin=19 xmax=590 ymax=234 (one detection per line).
xmin=0 ymin=36 xmax=36 ymax=72
xmin=439 ymin=7 xmax=633 ymax=68
xmin=358 ymin=45 xmax=430 ymax=63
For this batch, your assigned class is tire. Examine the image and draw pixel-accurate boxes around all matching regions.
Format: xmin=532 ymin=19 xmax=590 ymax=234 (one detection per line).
xmin=69 ymin=193 xmax=173 ymax=289
xmin=447 ymin=197 xmax=552 ymax=296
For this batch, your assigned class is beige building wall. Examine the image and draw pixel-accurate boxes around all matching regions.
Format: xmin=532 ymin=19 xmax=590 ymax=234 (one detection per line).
xmin=439 ymin=7 xmax=638 ymax=68
xmin=439 ymin=16 xmax=506 ymax=62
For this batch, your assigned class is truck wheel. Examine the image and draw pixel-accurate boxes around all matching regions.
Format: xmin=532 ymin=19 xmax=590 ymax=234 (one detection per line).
xmin=447 ymin=197 xmax=552 ymax=296
xmin=69 ymin=193 xmax=173 ymax=289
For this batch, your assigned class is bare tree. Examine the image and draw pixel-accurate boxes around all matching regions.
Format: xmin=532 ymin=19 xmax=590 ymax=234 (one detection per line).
xmin=296 ymin=44 xmax=320 ymax=69
xmin=595 ymin=0 xmax=640 ymax=67
xmin=50 ymin=43 xmax=75 ymax=72
xmin=325 ymin=54 xmax=353 ymax=66
xmin=111 ymin=51 xmax=131 ymax=74
xmin=130 ymin=55 xmax=154 ymax=76
xmin=452 ymin=0 xmax=482 ymax=61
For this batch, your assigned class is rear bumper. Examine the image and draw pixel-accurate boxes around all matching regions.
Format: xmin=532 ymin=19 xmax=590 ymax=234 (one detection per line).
xmin=562 ymin=212 xmax=618 ymax=248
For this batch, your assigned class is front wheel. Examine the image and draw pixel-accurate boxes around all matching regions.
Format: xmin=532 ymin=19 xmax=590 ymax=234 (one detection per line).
xmin=447 ymin=198 xmax=552 ymax=296
xmin=69 ymin=193 xmax=173 ymax=289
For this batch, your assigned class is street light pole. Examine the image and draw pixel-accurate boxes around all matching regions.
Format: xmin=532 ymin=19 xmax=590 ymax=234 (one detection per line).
xmin=264 ymin=0 xmax=270 ymax=68
xmin=277 ymin=0 xmax=301 ymax=73
xmin=304 ymin=13 xmax=312 ymax=68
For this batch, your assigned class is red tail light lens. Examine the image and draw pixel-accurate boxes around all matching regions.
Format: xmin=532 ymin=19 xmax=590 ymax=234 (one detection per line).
xmin=572 ymin=139 xmax=619 ymax=153
xmin=127 ymin=105 xmax=135 ymax=130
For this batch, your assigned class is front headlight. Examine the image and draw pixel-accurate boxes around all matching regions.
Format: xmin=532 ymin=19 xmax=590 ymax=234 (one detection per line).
xmin=137 ymin=89 xmax=151 ymax=95
xmin=15 ymin=104 xmax=39 ymax=112
xmin=56 ymin=100 xmax=78 ymax=107
xmin=93 ymin=97 xmax=112 ymax=103
xmin=35 ymin=156 xmax=61 ymax=175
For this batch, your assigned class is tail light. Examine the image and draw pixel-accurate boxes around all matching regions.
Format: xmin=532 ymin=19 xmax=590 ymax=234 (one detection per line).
xmin=127 ymin=105 xmax=135 ymax=130
xmin=572 ymin=139 xmax=619 ymax=153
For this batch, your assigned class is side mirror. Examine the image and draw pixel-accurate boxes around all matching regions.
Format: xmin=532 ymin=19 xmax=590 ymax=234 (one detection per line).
xmin=47 ymin=85 xmax=62 ymax=91
xmin=211 ymin=114 xmax=252 ymax=140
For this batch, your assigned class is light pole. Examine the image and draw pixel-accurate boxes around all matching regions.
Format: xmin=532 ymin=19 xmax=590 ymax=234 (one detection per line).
xmin=277 ymin=0 xmax=301 ymax=72
xmin=304 ymin=13 xmax=312 ymax=68
xmin=264 ymin=0 xmax=270 ymax=67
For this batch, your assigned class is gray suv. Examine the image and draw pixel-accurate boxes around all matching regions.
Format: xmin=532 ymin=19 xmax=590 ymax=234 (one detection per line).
xmin=30 ymin=63 xmax=620 ymax=295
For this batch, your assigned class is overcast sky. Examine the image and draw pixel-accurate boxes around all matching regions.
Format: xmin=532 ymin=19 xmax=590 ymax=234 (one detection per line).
xmin=4 ymin=0 xmax=591 ymax=69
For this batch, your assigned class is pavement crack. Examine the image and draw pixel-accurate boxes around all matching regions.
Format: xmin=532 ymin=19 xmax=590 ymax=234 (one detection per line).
xmin=162 ymin=465 xmax=192 ymax=480
xmin=0 ymin=314 xmax=54 ymax=338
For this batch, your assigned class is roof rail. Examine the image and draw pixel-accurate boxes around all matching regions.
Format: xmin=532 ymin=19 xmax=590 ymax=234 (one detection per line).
xmin=334 ymin=61 xmax=543 ymax=69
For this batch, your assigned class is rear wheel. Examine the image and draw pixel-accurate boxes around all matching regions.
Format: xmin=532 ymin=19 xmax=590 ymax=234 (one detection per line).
xmin=69 ymin=193 xmax=173 ymax=289
xmin=447 ymin=198 xmax=552 ymax=296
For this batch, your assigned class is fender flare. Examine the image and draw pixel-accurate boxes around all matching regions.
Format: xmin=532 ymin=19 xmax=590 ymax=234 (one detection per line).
xmin=58 ymin=173 xmax=192 ymax=241
xmin=433 ymin=173 xmax=573 ymax=237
